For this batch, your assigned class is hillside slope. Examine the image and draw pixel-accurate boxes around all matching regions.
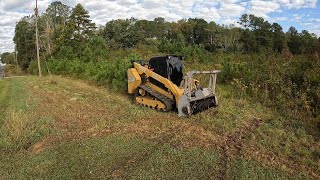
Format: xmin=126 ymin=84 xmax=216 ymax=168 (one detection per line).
xmin=0 ymin=76 xmax=319 ymax=179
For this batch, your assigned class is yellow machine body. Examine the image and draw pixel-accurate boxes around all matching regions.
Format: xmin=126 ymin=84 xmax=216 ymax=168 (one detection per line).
xmin=132 ymin=62 xmax=184 ymax=105
xmin=127 ymin=56 xmax=220 ymax=117
xmin=135 ymin=96 xmax=166 ymax=110
xmin=127 ymin=68 xmax=141 ymax=94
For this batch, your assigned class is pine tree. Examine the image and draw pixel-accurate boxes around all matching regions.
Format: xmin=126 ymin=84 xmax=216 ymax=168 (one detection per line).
xmin=66 ymin=3 xmax=96 ymax=56
xmin=46 ymin=1 xmax=70 ymax=29
xmin=69 ymin=4 xmax=96 ymax=38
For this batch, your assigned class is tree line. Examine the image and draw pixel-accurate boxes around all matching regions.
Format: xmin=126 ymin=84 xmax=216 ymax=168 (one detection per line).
xmin=1 ymin=1 xmax=319 ymax=69
xmin=1 ymin=1 xmax=319 ymax=120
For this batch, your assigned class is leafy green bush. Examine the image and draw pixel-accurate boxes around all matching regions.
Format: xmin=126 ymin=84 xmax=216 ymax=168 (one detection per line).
xmin=217 ymin=53 xmax=320 ymax=119
xmin=44 ymin=58 xmax=130 ymax=92
xmin=28 ymin=59 xmax=55 ymax=76
xmin=220 ymin=57 xmax=246 ymax=83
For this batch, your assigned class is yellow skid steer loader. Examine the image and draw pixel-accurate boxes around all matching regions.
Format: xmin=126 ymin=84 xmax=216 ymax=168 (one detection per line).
xmin=127 ymin=55 xmax=220 ymax=117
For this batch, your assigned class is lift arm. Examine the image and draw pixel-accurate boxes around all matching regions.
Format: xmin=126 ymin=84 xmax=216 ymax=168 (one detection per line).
xmin=132 ymin=62 xmax=184 ymax=104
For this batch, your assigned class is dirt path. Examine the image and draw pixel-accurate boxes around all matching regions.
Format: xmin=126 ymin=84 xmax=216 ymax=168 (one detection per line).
xmin=217 ymin=118 xmax=263 ymax=180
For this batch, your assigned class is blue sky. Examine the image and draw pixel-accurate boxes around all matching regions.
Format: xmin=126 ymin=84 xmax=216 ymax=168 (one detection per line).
xmin=268 ymin=1 xmax=320 ymax=33
xmin=0 ymin=0 xmax=319 ymax=53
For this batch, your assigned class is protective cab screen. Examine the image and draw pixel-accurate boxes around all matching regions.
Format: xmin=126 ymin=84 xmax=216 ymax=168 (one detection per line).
xmin=149 ymin=56 xmax=184 ymax=89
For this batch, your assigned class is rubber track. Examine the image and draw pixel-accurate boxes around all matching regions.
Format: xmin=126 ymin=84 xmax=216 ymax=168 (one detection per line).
xmin=139 ymin=85 xmax=174 ymax=111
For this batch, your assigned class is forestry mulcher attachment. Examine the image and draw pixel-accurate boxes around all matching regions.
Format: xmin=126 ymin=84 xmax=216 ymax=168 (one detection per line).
xmin=127 ymin=55 xmax=220 ymax=117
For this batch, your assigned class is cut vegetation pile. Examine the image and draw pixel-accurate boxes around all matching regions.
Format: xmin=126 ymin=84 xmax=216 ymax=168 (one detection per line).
xmin=0 ymin=76 xmax=319 ymax=179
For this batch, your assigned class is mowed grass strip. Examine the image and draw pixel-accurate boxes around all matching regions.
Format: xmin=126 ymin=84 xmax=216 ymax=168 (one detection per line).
xmin=0 ymin=77 xmax=53 ymax=151
xmin=0 ymin=76 xmax=318 ymax=179
xmin=26 ymin=76 xmax=165 ymax=141
xmin=0 ymin=79 xmax=10 ymax=124
xmin=1 ymin=135 xmax=300 ymax=179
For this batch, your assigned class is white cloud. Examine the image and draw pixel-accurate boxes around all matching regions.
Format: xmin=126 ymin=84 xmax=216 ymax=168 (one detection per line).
xmin=0 ymin=25 xmax=16 ymax=52
xmin=143 ymin=0 xmax=163 ymax=9
xmin=247 ymin=0 xmax=281 ymax=18
xmin=0 ymin=0 xmax=30 ymax=11
xmin=276 ymin=0 xmax=317 ymax=9
xmin=274 ymin=16 xmax=288 ymax=21
xmin=310 ymin=28 xmax=320 ymax=36
xmin=219 ymin=3 xmax=246 ymax=17
xmin=0 ymin=0 xmax=319 ymax=53
xmin=192 ymin=3 xmax=221 ymax=22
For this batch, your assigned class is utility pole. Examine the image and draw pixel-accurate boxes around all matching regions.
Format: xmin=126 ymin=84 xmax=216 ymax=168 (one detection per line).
xmin=35 ymin=0 xmax=42 ymax=77
xmin=15 ymin=48 xmax=19 ymax=71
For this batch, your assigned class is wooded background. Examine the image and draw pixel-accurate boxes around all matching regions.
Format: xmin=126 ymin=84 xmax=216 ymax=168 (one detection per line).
xmin=1 ymin=1 xmax=319 ymax=123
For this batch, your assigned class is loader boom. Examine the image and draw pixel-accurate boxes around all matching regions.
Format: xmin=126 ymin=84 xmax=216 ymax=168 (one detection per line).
xmin=127 ymin=55 xmax=220 ymax=117
xmin=132 ymin=62 xmax=184 ymax=104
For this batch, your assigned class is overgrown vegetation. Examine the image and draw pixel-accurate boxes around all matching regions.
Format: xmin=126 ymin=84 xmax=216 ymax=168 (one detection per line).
xmin=3 ymin=64 xmax=24 ymax=77
xmin=1 ymin=1 xmax=318 ymax=121
xmin=29 ymin=57 xmax=131 ymax=90
xmin=0 ymin=1 xmax=319 ymax=178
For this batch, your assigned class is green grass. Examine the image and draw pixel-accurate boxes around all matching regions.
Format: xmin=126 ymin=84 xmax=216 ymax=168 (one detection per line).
xmin=192 ymin=85 xmax=275 ymax=134
xmin=0 ymin=77 xmax=54 ymax=150
xmin=1 ymin=136 xmax=154 ymax=179
xmin=233 ymin=158 xmax=307 ymax=180
xmin=0 ymin=76 xmax=318 ymax=179
xmin=0 ymin=135 xmax=300 ymax=179
xmin=0 ymin=79 xmax=10 ymax=125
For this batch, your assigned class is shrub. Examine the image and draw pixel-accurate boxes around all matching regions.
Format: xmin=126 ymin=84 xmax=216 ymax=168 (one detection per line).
xmin=46 ymin=57 xmax=131 ymax=92
xmin=5 ymin=64 xmax=24 ymax=76
xmin=217 ymin=53 xmax=320 ymax=118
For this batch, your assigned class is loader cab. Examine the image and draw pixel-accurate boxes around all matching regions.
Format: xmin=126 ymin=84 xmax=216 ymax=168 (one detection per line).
xmin=149 ymin=55 xmax=184 ymax=89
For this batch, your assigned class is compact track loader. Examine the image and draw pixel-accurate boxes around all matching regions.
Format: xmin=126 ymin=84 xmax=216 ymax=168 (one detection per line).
xmin=127 ymin=55 xmax=220 ymax=117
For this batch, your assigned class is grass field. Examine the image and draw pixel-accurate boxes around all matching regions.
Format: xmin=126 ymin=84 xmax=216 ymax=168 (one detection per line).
xmin=0 ymin=76 xmax=319 ymax=179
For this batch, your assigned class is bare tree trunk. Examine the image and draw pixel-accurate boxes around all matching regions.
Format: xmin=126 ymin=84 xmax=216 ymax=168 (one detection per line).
xmin=35 ymin=0 xmax=42 ymax=77
xmin=45 ymin=20 xmax=53 ymax=58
